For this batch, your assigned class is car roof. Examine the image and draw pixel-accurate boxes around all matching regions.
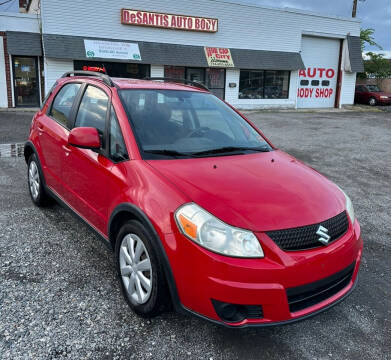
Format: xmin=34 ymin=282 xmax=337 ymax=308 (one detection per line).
xmin=112 ymin=78 xmax=207 ymax=92
xmin=60 ymin=76 xmax=208 ymax=93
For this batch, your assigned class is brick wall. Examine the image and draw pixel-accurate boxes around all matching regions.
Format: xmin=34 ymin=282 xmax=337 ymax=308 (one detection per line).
xmin=356 ymin=78 xmax=391 ymax=93
xmin=0 ymin=32 xmax=13 ymax=107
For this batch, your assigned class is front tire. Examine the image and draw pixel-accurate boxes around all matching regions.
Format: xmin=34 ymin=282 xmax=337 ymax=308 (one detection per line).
xmin=115 ymin=220 xmax=169 ymax=317
xmin=27 ymin=153 xmax=51 ymax=207
xmin=369 ymin=97 xmax=377 ymax=106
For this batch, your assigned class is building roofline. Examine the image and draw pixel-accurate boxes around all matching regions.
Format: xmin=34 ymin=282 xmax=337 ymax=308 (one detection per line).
xmin=0 ymin=10 xmax=38 ymax=19
xmin=207 ymin=0 xmax=361 ymax=23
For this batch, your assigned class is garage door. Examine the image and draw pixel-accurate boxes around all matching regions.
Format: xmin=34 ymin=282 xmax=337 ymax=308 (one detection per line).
xmin=297 ymin=36 xmax=340 ymax=108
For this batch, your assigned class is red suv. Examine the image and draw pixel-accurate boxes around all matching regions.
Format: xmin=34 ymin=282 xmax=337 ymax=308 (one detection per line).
xmin=25 ymin=71 xmax=362 ymax=327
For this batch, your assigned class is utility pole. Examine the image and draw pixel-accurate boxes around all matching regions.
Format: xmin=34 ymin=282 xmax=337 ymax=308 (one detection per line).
xmin=352 ymin=0 xmax=358 ymax=17
xmin=352 ymin=0 xmax=366 ymax=18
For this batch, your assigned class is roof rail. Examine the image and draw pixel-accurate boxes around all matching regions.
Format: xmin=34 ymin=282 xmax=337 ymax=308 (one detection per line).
xmin=143 ymin=77 xmax=209 ymax=91
xmin=61 ymin=70 xmax=115 ymax=87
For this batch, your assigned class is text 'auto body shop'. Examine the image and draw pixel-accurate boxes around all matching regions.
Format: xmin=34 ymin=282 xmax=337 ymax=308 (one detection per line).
xmin=1 ymin=0 xmax=364 ymax=109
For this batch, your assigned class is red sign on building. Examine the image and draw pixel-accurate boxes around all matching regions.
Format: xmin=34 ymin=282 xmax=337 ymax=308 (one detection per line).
xmin=121 ymin=9 xmax=218 ymax=33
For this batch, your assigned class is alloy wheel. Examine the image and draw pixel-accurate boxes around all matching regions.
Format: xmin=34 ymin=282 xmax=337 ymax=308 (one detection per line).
xmin=119 ymin=233 xmax=153 ymax=304
xmin=29 ymin=160 xmax=40 ymax=200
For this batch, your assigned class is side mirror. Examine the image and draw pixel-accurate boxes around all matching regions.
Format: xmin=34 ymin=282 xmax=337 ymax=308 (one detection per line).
xmin=68 ymin=127 xmax=100 ymax=150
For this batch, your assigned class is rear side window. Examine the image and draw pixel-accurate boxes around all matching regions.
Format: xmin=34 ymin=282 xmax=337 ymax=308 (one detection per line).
xmin=74 ymin=85 xmax=109 ymax=134
xmin=50 ymin=83 xmax=81 ymax=127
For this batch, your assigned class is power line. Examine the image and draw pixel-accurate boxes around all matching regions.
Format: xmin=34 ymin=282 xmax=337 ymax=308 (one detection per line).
xmin=0 ymin=0 xmax=15 ymax=6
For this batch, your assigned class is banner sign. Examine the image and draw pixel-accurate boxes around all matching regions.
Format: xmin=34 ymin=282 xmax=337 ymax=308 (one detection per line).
xmin=297 ymin=67 xmax=336 ymax=99
xmin=84 ymin=39 xmax=141 ymax=61
xmin=204 ymin=47 xmax=234 ymax=68
xmin=121 ymin=9 xmax=218 ymax=33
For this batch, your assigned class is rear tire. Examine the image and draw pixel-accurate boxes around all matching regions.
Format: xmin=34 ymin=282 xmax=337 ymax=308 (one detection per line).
xmin=27 ymin=153 xmax=52 ymax=207
xmin=115 ymin=220 xmax=169 ymax=317
xmin=369 ymin=97 xmax=377 ymax=106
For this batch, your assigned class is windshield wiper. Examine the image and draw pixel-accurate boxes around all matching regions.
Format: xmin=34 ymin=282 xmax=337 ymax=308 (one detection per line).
xmin=192 ymin=146 xmax=270 ymax=156
xmin=143 ymin=149 xmax=196 ymax=158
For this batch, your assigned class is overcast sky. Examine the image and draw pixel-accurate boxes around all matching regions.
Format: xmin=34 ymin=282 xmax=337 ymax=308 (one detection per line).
xmin=237 ymin=0 xmax=391 ymax=56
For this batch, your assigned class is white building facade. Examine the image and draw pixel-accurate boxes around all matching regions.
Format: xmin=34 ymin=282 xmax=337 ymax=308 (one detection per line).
xmin=1 ymin=0 xmax=363 ymax=109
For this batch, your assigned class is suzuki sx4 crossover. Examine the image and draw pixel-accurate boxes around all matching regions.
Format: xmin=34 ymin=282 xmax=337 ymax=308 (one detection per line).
xmin=25 ymin=72 xmax=362 ymax=327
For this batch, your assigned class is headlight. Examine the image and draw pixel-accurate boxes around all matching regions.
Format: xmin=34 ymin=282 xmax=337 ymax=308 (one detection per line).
xmin=175 ymin=203 xmax=264 ymax=258
xmin=380 ymin=96 xmax=388 ymax=99
xmin=337 ymin=186 xmax=355 ymax=223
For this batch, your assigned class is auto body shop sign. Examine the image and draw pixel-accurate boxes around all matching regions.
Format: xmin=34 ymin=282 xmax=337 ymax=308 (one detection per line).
xmin=204 ymin=47 xmax=234 ymax=67
xmin=84 ymin=39 xmax=141 ymax=61
xmin=121 ymin=9 xmax=218 ymax=33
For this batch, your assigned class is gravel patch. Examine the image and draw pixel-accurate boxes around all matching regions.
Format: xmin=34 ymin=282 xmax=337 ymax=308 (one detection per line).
xmin=1 ymin=111 xmax=390 ymax=359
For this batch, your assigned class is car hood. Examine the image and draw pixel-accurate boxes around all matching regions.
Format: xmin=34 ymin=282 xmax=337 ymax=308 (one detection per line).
xmin=147 ymin=150 xmax=346 ymax=232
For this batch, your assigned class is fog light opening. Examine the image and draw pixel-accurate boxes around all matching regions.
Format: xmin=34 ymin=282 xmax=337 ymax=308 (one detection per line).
xmin=212 ymin=300 xmax=245 ymax=323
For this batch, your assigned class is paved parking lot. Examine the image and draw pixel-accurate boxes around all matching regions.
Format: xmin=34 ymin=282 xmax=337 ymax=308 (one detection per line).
xmin=0 ymin=110 xmax=390 ymax=359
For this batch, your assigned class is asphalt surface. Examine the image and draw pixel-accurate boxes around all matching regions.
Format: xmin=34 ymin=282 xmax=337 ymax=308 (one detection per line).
xmin=0 ymin=110 xmax=390 ymax=359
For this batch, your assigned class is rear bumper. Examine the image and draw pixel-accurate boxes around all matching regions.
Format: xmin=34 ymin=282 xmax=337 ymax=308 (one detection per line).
xmin=163 ymin=219 xmax=363 ymax=327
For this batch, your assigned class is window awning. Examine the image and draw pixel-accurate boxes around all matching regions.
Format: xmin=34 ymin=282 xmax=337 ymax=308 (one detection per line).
xmin=6 ymin=31 xmax=42 ymax=56
xmin=346 ymin=36 xmax=364 ymax=73
xmin=231 ymin=48 xmax=304 ymax=70
xmin=43 ymin=34 xmax=304 ymax=71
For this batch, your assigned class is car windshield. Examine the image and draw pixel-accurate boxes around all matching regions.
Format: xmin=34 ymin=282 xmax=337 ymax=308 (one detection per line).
xmin=366 ymin=85 xmax=381 ymax=92
xmin=119 ymin=89 xmax=272 ymax=159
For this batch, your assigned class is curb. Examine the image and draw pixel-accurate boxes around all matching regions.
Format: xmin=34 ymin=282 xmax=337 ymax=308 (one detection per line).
xmin=0 ymin=108 xmax=38 ymax=113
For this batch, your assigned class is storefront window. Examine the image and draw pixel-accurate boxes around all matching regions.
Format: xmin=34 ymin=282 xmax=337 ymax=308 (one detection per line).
xmin=206 ymin=68 xmax=225 ymax=99
xmin=74 ymin=61 xmax=150 ymax=79
xmin=164 ymin=66 xmax=185 ymax=79
xmin=13 ymin=56 xmax=40 ymax=107
xmin=239 ymin=70 xmax=290 ymax=99
xmin=164 ymin=66 xmax=225 ymax=99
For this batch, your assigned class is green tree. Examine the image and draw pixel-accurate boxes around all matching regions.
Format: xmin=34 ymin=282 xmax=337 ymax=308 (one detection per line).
xmin=362 ymin=52 xmax=391 ymax=83
xmin=360 ymin=28 xmax=382 ymax=52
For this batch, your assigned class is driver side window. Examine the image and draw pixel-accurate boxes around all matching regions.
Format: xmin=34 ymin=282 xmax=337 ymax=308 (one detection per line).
xmin=109 ymin=106 xmax=129 ymax=162
xmin=74 ymin=85 xmax=109 ymax=134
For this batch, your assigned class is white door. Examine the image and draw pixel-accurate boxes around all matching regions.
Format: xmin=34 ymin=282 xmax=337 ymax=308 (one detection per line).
xmin=297 ymin=36 xmax=340 ymax=108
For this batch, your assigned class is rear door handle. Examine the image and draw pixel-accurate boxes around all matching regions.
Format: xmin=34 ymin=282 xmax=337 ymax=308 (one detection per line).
xmin=37 ymin=126 xmax=45 ymax=135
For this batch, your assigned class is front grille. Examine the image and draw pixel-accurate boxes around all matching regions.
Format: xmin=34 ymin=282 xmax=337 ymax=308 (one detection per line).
xmin=286 ymin=262 xmax=355 ymax=313
xmin=266 ymin=211 xmax=349 ymax=251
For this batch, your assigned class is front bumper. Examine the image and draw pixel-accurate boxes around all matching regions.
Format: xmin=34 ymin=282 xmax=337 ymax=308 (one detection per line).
xmin=378 ymin=98 xmax=391 ymax=105
xmin=163 ymin=218 xmax=363 ymax=327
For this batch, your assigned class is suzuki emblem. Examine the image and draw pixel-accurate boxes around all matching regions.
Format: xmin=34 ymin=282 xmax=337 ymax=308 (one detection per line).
xmin=316 ymin=225 xmax=331 ymax=245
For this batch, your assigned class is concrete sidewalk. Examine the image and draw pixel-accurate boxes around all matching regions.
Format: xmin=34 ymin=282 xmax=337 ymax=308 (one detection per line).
xmin=0 ymin=112 xmax=34 ymax=144
xmin=0 ymin=107 xmax=39 ymax=113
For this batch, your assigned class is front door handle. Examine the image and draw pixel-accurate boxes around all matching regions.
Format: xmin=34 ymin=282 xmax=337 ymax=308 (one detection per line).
xmin=62 ymin=145 xmax=71 ymax=156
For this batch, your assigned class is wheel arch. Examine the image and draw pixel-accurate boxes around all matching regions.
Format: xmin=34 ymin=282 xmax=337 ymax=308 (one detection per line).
xmin=108 ymin=203 xmax=182 ymax=312
xmin=24 ymin=141 xmax=36 ymax=164
xmin=24 ymin=141 xmax=48 ymax=188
